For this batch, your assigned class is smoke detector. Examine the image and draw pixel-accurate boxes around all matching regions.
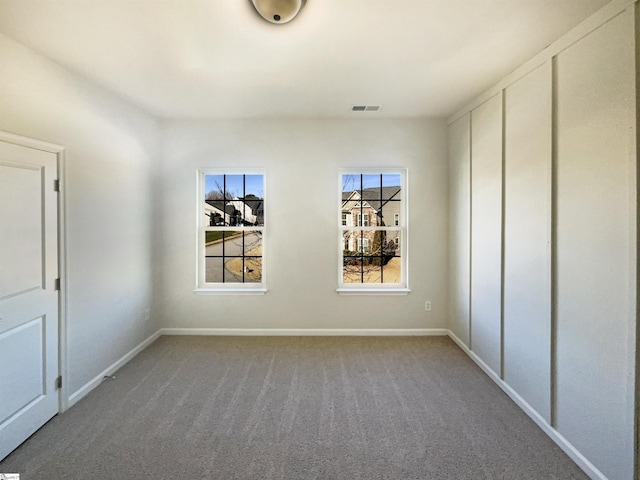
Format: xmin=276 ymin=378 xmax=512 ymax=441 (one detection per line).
xmin=251 ymin=0 xmax=306 ymax=24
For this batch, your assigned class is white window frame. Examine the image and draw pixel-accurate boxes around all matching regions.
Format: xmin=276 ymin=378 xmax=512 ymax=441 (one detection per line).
xmin=338 ymin=168 xmax=409 ymax=295
xmin=342 ymin=213 xmax=348 ymax=226
xmin=195 ymin=168 xmax=267 ymax=295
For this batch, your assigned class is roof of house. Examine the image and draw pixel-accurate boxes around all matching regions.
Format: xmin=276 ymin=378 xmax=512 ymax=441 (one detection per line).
xmin=342 ymin=186 xmax=401 ymax=212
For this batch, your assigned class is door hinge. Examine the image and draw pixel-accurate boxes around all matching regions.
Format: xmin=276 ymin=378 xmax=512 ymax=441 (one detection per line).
xmin=55 ymin=376 xmax=62 ymax=389
xmin=55 ymin=278 xmax=61 ymax=291
xmin=54 ymin=179 xmax=60 ymax=192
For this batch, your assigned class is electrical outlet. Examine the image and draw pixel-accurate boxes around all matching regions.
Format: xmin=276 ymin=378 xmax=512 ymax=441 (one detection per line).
xmin=425 ymin=301 xmax=432 ymax=312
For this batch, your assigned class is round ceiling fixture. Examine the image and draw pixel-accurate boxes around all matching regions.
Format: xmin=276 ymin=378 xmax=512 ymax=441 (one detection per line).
xmin=251 ymin=0 xmax=306 ymax=24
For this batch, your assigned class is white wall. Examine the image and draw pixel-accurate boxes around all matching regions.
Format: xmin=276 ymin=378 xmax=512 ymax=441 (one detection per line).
xmin=470 ymin=93 xmax=503 ymax=375
xmin=503 ymin=62 xmax=552 ymax=422
xmin=0 ymin=33 xmax=160 ymax=396
xmin=157 ymin=119 xmax=448 ymax=330
xmin=555 ymin=10 xmax=636 ymax=477
xmin=447 ymin=114 xmax=470 ymax=343
xmin=447 ymin=3 xmax=637 ymax=480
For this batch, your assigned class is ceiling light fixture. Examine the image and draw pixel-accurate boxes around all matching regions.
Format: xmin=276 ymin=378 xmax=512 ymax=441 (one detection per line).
xmin=251 ymin=0 xmax=306 ymax=24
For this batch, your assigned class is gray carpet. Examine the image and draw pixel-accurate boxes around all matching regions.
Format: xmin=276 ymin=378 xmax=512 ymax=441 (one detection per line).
xmin=0 ymin=336 xmax=587 ymax=479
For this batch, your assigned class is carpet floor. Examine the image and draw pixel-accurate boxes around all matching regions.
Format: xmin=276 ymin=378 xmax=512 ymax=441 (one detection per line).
xmin=0 ymin=336 xmax=588 ymax=479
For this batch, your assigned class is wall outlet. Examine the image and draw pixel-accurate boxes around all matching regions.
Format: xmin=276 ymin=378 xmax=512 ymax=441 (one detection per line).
xmin=425 ymin=301 xmax=432 ymax=312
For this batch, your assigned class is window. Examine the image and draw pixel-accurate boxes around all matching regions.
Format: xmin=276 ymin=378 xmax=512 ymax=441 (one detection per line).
xmin=357 ymin=237 xmax=370 ymax=253
xmin=342 ymin=213 xmax=348 ymax=226
xmin=339 ymin=170 xmax=408 ymax=294
xmin=196 ymin=170 xmax=266 ymax=293
xmin=356 ymin=213 xmax=370 ymax=226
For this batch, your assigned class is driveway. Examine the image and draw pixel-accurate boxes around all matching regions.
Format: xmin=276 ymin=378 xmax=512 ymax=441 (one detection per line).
xmin=205 ymin=232 xmax=261 ymax=282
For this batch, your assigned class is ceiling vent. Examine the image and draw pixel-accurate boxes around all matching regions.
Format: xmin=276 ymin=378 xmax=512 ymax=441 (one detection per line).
xmin=351 ymin=105 xmax=382 ymax=112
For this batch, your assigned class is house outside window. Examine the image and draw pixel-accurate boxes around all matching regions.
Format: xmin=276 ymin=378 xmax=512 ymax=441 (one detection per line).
xmin=342 ymin=213 xmax=348 ymax=226
xmin=338 ymin=169 xmax=408 ymax=294
xmin=196 ymin=169 xmax=266 ymax=294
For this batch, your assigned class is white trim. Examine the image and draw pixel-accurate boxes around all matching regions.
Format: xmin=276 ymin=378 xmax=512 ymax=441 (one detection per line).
xmin=194 ymin=288 xmax=267 ymax=295
xmin=336 ymin=288 xmax=411 ymax=296
xmin=447 ymin=330 xmax=608 ymax=480
xmin=160 ymin=328 xmax=447 ymax=336
xmin=197 ymin=169 xmax=266 ymax=291
xmin=57 ymin=149 xmax=69 ymax=412
xmin=448 ymin=0 xmax=636 ymax=125
xmin=0 ymin=131 xmax=65 ymax=153
xmin=339 ymin=169 xmax=409 ymax=291
xmin=68 ymin=329 xmax=162 ymax=408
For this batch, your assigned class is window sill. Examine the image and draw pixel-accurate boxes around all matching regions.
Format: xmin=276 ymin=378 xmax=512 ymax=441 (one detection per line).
xmin=194 ymin=288 xmax=267 ymax=295
xmin=336 ymin=288 xmax=410 ymax=296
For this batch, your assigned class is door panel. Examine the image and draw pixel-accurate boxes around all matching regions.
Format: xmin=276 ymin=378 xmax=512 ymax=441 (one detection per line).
xmin=0 ymin=140 xmax=59 ymax=460
xmin=0 ymin=317 xmax=45 ymax=424
xmin=0 ymin=164 xmax=43 ymax=297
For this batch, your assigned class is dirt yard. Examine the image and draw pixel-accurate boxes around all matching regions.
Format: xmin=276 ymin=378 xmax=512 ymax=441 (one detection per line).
xmin=226 ymin=246 xmax=262 ymax=282
xmin=342 ymin=257 xmax=401 ymax=283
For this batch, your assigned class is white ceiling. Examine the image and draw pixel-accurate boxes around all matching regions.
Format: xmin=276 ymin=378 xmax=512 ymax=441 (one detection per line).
xmin=0 ymin=0 xmax=610 ymax=119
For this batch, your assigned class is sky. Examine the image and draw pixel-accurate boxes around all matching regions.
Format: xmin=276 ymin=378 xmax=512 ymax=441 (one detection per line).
xmin=205 ymin=173 xmax=400 ymax=199
xmin=342 ymin=174 xmax=401 ymax=193
xmin=205 ymin=174 xmax=264 ymax=199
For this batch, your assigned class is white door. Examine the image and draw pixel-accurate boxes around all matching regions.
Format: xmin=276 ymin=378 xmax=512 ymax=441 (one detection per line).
xmin=0 ymin=139 xmax=59 ymax=460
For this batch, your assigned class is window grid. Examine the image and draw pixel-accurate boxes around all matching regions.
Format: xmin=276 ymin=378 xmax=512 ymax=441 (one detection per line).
xmin=340 ymin=172 xmax=404 ymax=287
xmin=200 ymin=171 xmax=265 ymax=288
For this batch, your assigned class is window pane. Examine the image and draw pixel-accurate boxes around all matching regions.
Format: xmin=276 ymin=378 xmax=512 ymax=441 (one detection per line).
xmin=204 ymin=175 xmax=225 ymax=201
xmin=244 ymin=174 xmax=264 ymax=226
xmin=342 ymin=174 xmax=361 ymax=196
xmin=362 ymin=174 xmax=380 ymax=192
xmin=205 ymin=231 xmax=263 ymax=284
xmin=205 ymin=257 xmax=225 ymax=283
xmin=204 ymin=201 xmax=226 ymax=226
xmin=380 ymin=201 xmax=401 ymax=226
xmin=343 ymin=256 xmax=364 ymax=283
xmin=343 ymin=256 xmax=383 ymax=284
xmin=342 ymin=228 xmax=402 ymax=284
xmin=342 ymin=229 xmax=360 ymax=254
xmin=243 ymin=231 xmax=262 ymax=255
xmin=244 ymin=257 xmax=262 ymax=283
xmin=381 ymin=174 xmax=401 ymax=196
xmin=225 ymin=175 xmax=244 ymax=199
xmin=382 ymin=230 xmax=401 ymax=283
xmin=244 ymin=175 xmax=263 ymax=198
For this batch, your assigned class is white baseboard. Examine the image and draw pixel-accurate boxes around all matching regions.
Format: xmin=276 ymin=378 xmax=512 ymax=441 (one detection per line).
xmin=446 ymin=330 xmax=608 ymax=480
xmin=160 ymin=328 xmax=449 ymax=336
xmin=67 ymin=329 xmax=162 ymax=408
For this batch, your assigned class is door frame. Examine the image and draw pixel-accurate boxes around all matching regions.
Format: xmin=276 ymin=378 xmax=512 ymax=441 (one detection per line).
xmin=0 ymin=131 xmax=69 ymax=413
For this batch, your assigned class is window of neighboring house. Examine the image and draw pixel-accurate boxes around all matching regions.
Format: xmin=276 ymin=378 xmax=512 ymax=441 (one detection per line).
xmin=357 ymin=237 xmax=370 ymax=253
xmin=196 ymin=169 xmax=266 ymax=294
xmin=342 ymin=213 xmax=348 ymax=226
xmin=339 ymin=169 xmax=408 ymax=294
xmin=355 ymin=213 xmax=370 ymax=226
